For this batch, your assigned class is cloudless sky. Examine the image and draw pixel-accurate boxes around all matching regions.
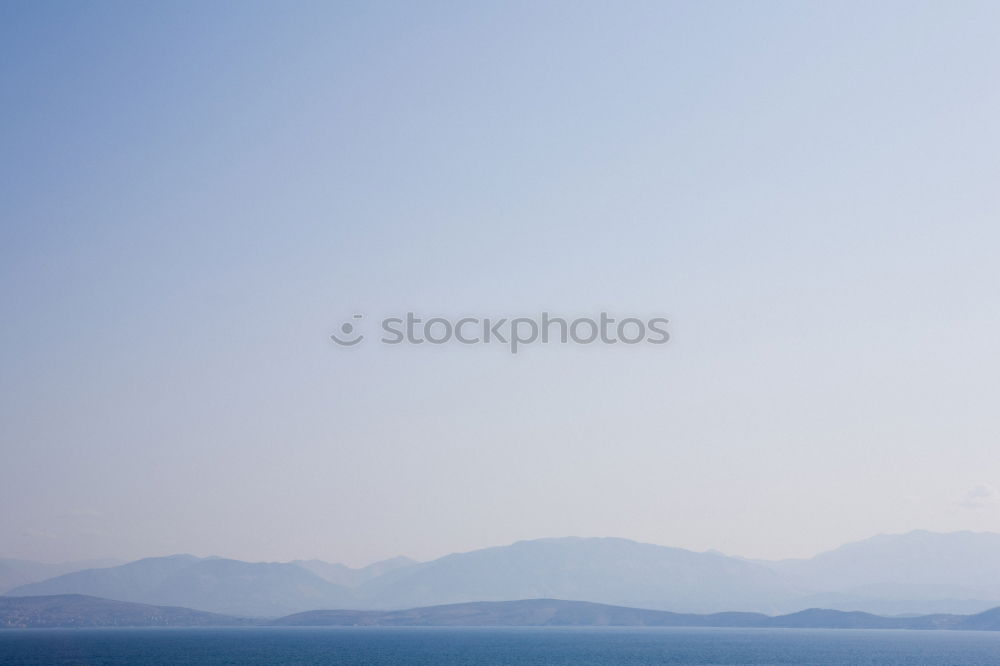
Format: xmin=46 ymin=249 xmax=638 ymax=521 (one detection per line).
xmin=2 ymin=0 xmax=1000 ymax=566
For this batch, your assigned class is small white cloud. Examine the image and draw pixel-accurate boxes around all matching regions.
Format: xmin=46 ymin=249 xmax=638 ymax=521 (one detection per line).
xmin=958 ymin=484 xmax=1000 ymax=509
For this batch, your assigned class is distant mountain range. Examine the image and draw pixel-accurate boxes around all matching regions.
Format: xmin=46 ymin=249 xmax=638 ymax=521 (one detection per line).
xmin=8 ymin=595 xmax=1000 ymax=631
xmin=352 ymin=537 xmax=796 ymax=614
xmin=759 ymin=530 xmax=1000 ymax=615
xmin=292 ymin=556 xmax=417 ymax=587
xmin=7 ymin=531 xmax=1000 ymax=618
xmin=5 ymin=538 xmax=796 ymax=617
xmin=0 ymin=558 xmax=121 ymax=595
xmin=5 ymin=554 xmax=356 ymax=617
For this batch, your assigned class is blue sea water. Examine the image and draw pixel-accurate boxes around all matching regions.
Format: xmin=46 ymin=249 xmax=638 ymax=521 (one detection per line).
xmin=3 ymin=627 xmax=1000 ymax=665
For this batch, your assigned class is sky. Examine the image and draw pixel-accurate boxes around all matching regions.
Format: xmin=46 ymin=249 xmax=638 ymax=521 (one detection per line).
xmin=2 ymin=0 xmax=1000 ymax=567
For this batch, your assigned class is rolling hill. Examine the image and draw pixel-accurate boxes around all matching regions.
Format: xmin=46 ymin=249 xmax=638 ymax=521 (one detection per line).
xmin=0 ymin=594 xmax=250 ymax=628
xmin=7 ymin=555 xmax=354 ymax=617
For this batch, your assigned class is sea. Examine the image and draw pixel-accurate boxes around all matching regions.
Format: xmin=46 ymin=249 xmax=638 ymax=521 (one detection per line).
xmin=3 ymin=626 xmax=1000 ymax=665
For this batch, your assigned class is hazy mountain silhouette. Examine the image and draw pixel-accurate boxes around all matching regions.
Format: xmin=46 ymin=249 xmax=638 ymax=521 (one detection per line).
xmin=272 ymin=599 xmax=1000 ymax=630
xmin=0 ymin=558 xmax=121 ymax=594
xmin=6 ymin=539 xmax=799 ymax=615
xmin=766 ymin=530 xmax=1000 ymax=614
xmin=769 ymin=530 xmax=1000 ymax=588
xmin=293 ymin=556 xmax=417 ymax=587
xmin=272 ymin=598 xmax=770 ymax=627
xmin=11 ymin=531 xmax=1000 ymax=617
xmin=953 ymin=606 xmax=1000 ymax=631
xmin=0 ymin=594 xmax=251 ymax=628
xmin=779 ymin=587 xmax=1000 ymax=616
xmin=7 ymin=555 xmax=354 ymax=617
xmin=350 ymin=537 xmax=798 ymax=613
xmin=12 ymin=595 xmax=1000 ymax=630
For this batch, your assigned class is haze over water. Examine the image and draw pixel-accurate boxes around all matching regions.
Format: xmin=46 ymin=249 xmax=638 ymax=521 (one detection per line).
xmin=5 ymin=628 xmax=1000 ymax=666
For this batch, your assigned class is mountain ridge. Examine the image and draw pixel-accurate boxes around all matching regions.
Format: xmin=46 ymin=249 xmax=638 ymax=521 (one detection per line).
xmin=0 ymin=558 xmax=122 ymax=595
xmin=6 ymin=555 xmax=355 ymax=617
xmin=0 ymin=594 xmax=252 ymax=628
xmin=10 ymin=531 xmax=1000 ymax=618
xmin=10 ymin=595 xmax=1000 ymax=631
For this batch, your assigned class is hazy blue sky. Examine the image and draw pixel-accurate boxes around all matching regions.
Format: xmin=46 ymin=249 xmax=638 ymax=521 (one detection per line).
xmin=2 ymin=0 xmax=1000 ymax=566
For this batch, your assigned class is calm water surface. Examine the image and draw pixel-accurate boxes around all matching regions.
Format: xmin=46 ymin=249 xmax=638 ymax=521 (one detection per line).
xmin=3 ymin=626 xmax=1000 ymax=665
